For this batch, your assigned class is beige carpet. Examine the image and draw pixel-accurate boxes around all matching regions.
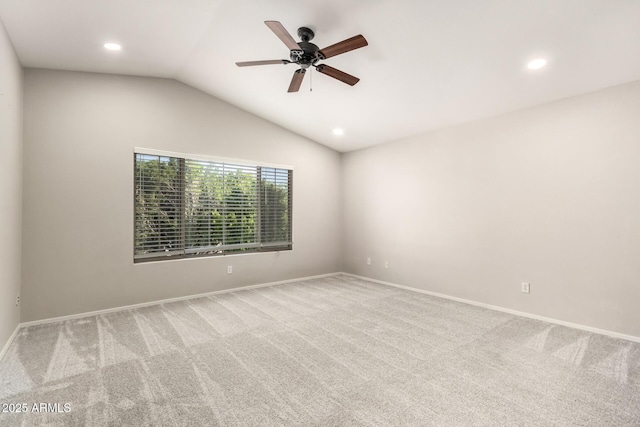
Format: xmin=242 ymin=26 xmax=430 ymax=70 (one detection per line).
xmin=0 ymin=275 xmax=639 ymax=426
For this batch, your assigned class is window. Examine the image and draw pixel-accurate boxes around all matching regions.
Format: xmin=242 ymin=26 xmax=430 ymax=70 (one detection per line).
xmin=134 ymin=150 xmax=292 ymax=262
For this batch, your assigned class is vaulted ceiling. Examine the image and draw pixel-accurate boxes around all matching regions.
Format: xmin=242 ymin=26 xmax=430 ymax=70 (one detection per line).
xmin=2 ymin=0 xmax=640 ymax=152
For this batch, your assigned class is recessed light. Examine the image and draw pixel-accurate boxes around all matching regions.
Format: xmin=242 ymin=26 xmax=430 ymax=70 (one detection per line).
xmin=103 ymin=42 xmax=122 ymax=51
xmin=527 ymin=58 xmax=547 ymax=70
xmin=333 ymin=128 xmax=344 ymax=136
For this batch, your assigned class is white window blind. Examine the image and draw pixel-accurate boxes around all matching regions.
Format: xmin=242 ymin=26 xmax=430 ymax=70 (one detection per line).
xmin=134 ymin=152 xmax=292 ymax=262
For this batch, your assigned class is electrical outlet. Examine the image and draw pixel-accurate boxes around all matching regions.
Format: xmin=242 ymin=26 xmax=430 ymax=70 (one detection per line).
xmin=384 ymin=261 xmax=389 ymax=269
xmin=16 ymin=293 xmax=20 ymax=307
xmin=227 ymin=266 xmax=233 ymax=274
xmin=366 ymin=257 xmax=371 ymax=265
xmin=521 ymin=282 xmax=530 ymax=293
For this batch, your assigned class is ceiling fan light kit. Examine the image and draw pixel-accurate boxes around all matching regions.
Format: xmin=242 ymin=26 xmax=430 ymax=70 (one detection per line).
xmin=236 ymin=20 xmax=368 ymax=93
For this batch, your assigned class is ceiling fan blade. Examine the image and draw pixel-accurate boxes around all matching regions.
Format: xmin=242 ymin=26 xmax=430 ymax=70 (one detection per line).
xmin=317 ymin=35 xmax=368 ymax=59
xmin=288 ymin=69 xmax=306 ymax=93
xmin=315 ymin=64 xmax=360 ymax=86
xmin=236 ymin=59 xmax=288 ymax=67
xmin=265 ymin=21 xmax=300 ymax=51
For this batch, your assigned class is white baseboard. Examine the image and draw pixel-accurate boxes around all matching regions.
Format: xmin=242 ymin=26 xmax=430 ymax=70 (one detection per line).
xmin=20 ymin=272 xmax=342 ymax=328
xmin=0 ymin=324 xmax=21 ymax=363
xmin=342 ymin=273 xmax=640 ymax=344
xmin=13 ymin=271 xmax=638 ymax=354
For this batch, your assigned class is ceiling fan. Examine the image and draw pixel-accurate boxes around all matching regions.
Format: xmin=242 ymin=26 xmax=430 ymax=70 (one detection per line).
xmin=236 ymin=21 xmax=368 ymax=93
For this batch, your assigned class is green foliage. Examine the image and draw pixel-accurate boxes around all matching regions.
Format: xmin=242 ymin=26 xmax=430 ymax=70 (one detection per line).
xmin=135 ymin=156 xmax=182 ymax=255
xmin=185 ymin=163 xmax=257 ymax=254
xmin=135 ymin=155 xmax=290 ymax=259
xmin=260 ymin=180 xmax=290 ymax=243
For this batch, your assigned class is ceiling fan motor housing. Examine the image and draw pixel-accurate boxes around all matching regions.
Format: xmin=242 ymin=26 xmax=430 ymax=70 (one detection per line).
xmin=291 ymin=42 xmax=320 ymax=67
xmin=290 ymin=27 xmax=320 ymax=68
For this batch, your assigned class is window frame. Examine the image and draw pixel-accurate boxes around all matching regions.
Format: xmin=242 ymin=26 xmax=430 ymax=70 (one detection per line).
xmin=133 ymin=148 xmax=293 ymax=263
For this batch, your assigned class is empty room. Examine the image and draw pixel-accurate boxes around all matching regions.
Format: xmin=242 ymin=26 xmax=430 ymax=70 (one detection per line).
xmin=1 ymin=1 xmax=639 ymax=425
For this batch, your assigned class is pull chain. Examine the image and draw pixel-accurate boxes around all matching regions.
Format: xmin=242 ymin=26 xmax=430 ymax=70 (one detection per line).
xmin=310 ymin=67 xmax=313 ymax=92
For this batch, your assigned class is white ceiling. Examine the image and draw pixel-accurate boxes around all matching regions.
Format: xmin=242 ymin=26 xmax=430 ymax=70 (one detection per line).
xmin=2 ymin=0 xmax=640 ymax=152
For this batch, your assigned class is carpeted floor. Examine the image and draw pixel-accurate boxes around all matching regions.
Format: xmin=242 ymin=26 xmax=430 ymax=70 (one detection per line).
xmin=0 ymin=275 xmax=639 ymax=426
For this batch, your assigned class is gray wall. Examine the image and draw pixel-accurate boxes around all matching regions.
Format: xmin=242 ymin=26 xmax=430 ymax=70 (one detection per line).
xmin=342 ymin=80 xmax=640 ymax=338
xmin=22 ymin=69 xmax=342 ymax=322
xmin=0 ymin=21 xmax=22 ymax=349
